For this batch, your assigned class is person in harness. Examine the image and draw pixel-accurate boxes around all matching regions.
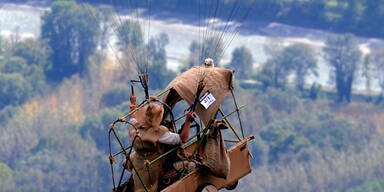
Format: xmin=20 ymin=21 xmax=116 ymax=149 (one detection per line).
xmin=124 ymin=94 xmax=195 ymax=192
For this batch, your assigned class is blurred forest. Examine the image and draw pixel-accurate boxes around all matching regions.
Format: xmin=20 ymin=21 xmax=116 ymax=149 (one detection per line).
xmin=11 ymin=0 xmax=384 ymax=38
xmin=1 ymin=0 xmax=384 ymax=192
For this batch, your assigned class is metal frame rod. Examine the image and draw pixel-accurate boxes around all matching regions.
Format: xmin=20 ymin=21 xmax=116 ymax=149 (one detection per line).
xmin=149 ymin=106 xmax=244 ymax=165
xmin=219 ymin=108 xmax=241 ymax=141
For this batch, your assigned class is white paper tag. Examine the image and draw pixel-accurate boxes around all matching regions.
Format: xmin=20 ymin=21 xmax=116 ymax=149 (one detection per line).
xmin=199 ymin=91 xmax=216 ymax=109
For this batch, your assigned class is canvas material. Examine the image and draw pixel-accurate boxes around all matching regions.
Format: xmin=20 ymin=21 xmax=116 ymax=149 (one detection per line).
xmin=130 ymin=103 xmax=169 ymax=144
xmin=201 ymin=120 xmax=230 ymax=179
xmin=162 ymin=65 xmax=233 ymax=126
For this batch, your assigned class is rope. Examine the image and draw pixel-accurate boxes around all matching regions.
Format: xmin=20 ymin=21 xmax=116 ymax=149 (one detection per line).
xmin=214 ymin=0 xmax=240 ymax=57
xmin=79 ymin=1 xmax=127 ymax=72
xmin=110 ymin=0 xmax=141 ymax=71
xmin=220 ymin=0 xmax=255 ymax=60
xmin=200 ymin=0 xmax=215 ymax=62
xmin=197 ymin=0 xmax=247 ymax=64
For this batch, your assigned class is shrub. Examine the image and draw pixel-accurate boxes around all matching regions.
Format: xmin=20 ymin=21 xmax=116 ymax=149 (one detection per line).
xmin=261 ymin=88 xmax=300 ymax=114
xmin=0 ymin=162 xmax=15 ymax=192
xmin=0 ymin=73 xmax=32 ymax=109
xmin=80 ymin=108 xmax=123 ymax=152
xmin=100 ymin=86 xmax=130 ymax=108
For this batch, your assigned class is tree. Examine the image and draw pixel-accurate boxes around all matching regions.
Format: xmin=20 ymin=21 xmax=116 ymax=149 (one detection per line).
xmin=362 ymin=0 xmax=384 ymax=37
xmin=280 ymin=43 xmax=318 ymax=90
xmin=99 ymin=6 xmax=114 ymax=50
xmin=147 ymin=33 xmax=169 ymax=65
xmin=0 ymin=56 xmax=28 ymax=74
xmin=41 ymin=1 xmax=101 ymax=82
xmin=229 ymin=46 xmax=254 ymax=79
xmin=256 ymin=65 xmax=275 ymax=91
xmin=309 ymin=83 xmax=321 ymax=100
xmin=0 ymin=36 xmax=11 ymax=56
xmin=323 ymin=34 xmax=361 ymax=102
xmin=100 ymin=85 xmax=130 ymax=108
xmin=260 ymin=123 xmax=310 ymax=163
xmin=117 ymin=20 xmax=144 ymax=52
xmin=285 ymin=1 xmax=327 ymax=27
xmin=200 ymin=36 xmax=224 ymax=67
xmin=362 ymin=55 xmax=373 ymax=100
xmin=0 ymin=105 xmax=21 ymax=124
xmin=147 ymin=33 xmax=176 ymax=89
xmin=181 ymin=36 xmax=224 ymax=71
xmin=264 ymin=39 xmax=291 ymax=88
xmin=23 ymin=64 xmax=46 ymax=94
xmin=117 ymin=19 xmax=145 ymax=69
xmin=14 ymin=133 xmax=109 ymax=192
xmin=10 ymin=27 xmax=21 ymax=44
xmin=1 ymin=56 xmax=46 ymax=94
xmin=340 ymin=0 xmax=363 ymax=31
xmin=180 ymin=40 xmax=201 ymax=72
xmin=370 ymin=48 xmax=384 ymax=95
xmin=262 ymin=43 xmax=317 ymax=91
xmin=0 ymin=73 xmax=32 ymax=109
xmin=80 ymin=108 xmax=122 ymax=152
xmin=0 ymin=162 xmax=15 ymax=192
xmin=11 ymin=38 xmax=52 ymax=72
xmin=261 ymin=88 xmax=300 ymax=114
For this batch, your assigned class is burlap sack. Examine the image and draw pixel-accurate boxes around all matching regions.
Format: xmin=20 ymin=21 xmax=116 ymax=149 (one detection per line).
xmin=128 ymin=103 xmax=168 ymax=192
xmin=131 ymin=149 xmax=163 ymax=192
xmin=201 ymin=120 xmax=230 ymax=179
xmin=129 ymin=103 xmax=168 ymax=145
xmin=162 ymin=66 xmax=233 ymax=126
